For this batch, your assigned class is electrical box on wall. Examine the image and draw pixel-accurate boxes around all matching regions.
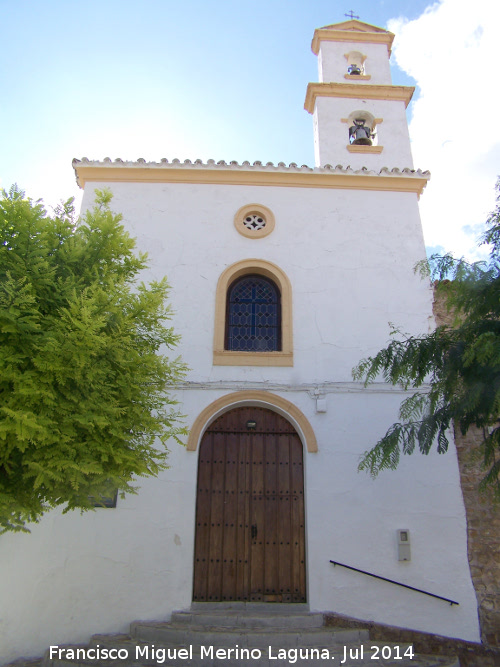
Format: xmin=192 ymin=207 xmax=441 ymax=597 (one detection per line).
xmin=316 ymin=396 xmax=327 ymax=413
xmin=397 ymin=529 xmax=411 ymax=561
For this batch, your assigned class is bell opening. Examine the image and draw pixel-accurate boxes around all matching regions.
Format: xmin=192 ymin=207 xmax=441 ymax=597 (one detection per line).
xmin=349 ymin=118 xmax=374 ymax=146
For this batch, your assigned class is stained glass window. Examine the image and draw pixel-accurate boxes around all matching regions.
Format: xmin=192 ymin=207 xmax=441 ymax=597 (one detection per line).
xmin=226 ymin=275 xmax=281 ymax=351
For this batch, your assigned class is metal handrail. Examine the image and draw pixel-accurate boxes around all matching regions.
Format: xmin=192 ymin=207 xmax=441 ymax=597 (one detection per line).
xmin=330 ymin=560 xmax=459 ymax=606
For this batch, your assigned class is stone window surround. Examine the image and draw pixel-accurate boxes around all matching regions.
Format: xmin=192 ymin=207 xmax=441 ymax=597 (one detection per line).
xmin=213 ymin=258 xmax=293 ymax=366
xmin=234 ymin=203 xmax=276 ymax=239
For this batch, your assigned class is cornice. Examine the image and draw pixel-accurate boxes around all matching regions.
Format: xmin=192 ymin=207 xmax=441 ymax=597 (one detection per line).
xmin=304 ymin=82 xmax=414 ymax=113
xmin=73 ymin=158 xmax=430 ymax=196
xmin=312 ymin=27 xmax=395 ymax=56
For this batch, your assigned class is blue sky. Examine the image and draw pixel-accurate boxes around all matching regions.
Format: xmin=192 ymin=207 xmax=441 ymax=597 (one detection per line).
xmin=1 ymin=0 xmax=499 ymax=259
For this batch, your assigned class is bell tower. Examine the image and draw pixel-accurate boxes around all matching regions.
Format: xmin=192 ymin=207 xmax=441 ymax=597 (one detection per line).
xmin=305 ymin=20 xmax=415 ymax=170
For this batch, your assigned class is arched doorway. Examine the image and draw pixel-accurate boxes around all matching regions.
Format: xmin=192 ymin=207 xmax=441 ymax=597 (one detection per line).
xmin=192 ymin=406 xmax=306 ymax=603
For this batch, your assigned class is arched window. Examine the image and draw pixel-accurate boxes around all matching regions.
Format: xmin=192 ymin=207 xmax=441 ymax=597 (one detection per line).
xmin=213 ymin=259 xmax=293 ymax=366
xmin=226 ymin=274 xmax=281 ymax=352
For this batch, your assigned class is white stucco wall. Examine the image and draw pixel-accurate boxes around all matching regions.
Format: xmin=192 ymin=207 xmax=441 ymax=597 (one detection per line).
xmin=313 ymin=97 xmax=414 ymax=170
xmin=104 ymin=181 xmax=428 ymax=381
xmin=0 ymin=179 xmax=480 ymax=665
xmin=318 ymin=41 xmax=392 ymax=84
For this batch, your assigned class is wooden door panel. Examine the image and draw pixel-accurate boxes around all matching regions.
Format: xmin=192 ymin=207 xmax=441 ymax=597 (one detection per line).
xmin=263 ymin=436 xmax=278 ymax=599
xmin=278 ymin=434 xmax=293 ymax=601
xmin=192 ymin=432 xmax=212 ymax=601
xmin=235 ymin=433 xmax=249 ymax=600
xmin=291 ymin=435 xmax=306 ymax=602
xmin=249 ymin=431 xmax=264 ymax=600
xmin=221 ymin=431 xmax=238 ymax=601
xmin=193 ymin=407 xmax=306 ymax=603
xmin=207 ymin=433 xmax=225 ymax=600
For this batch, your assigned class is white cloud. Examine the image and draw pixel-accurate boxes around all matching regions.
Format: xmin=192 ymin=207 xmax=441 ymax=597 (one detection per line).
xmin=388 ymin=0 xmax=500 ymax=260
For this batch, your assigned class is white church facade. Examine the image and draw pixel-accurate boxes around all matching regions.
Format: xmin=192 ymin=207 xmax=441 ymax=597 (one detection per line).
xmin=0 ymin=20 xmax=481 ymax=664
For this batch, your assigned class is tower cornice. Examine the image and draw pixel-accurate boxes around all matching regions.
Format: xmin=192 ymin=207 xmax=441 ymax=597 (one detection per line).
xmin=304 ymin=82 xmax=415 ymax=114
xmin=312 ymin=23 xmax=395 ymax=56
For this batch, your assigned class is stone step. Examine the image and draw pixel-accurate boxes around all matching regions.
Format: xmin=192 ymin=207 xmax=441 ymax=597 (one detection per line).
xmin=171 ymin=609 xmax=325 ymax=629
xmin=11 ymin=609 xmax=458 ymax=667
xmin=129 ymin=620 xmax=367 ymax=648
xmin=93 ymin=632 xmax=371 ymax=649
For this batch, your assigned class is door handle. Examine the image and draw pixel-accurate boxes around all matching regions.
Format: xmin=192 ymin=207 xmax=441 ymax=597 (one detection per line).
xmin=251 ymin=524 xmax=258 ymax=540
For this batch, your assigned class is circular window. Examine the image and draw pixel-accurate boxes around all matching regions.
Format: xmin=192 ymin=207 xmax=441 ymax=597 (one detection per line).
xmin=234 ymin=204 xmax=275 ymax=239
xmin=243 ymin=214 xmax=266 ymax=231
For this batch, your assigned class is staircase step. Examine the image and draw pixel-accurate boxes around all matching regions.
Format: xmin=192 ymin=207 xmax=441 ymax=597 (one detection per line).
xmin=130 ymin=620 xmax=367 ymax=648
xmin=171 ymin=609 xmax=324 ymax=629
xmin=13 ymin=608 xmax=457 ymax=667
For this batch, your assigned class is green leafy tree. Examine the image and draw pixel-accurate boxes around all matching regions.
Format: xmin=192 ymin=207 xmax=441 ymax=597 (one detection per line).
xmin=0 ymin=186 xmax=187 ymax=533
xmin=353 ymin=179 xmax=500 ymax=498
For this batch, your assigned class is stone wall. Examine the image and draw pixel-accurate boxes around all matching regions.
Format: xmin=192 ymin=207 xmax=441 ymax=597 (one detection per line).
xmin=324 ymin=612 xmax=500 ymax=666
xmin=433 ymin=288 xmax=500 ymax=647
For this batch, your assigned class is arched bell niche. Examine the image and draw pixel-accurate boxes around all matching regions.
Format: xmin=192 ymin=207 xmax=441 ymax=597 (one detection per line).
xmin=344 ymin=50 xmax=367 ymax=77
xmin=347 ymin=109 xmax=378 ymax=146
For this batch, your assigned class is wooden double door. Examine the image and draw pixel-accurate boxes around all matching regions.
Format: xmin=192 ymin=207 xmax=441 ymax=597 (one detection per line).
xmin=193 ymin=406 xmax=306 ymax=603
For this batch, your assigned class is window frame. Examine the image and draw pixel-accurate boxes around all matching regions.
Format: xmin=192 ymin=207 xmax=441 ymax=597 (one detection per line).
xmin=225 ymin=274 xmax=282 ymax=352
xmin=213 ymin=259 xmax=293 ymax=366
xmin=233 ymin=203 xmax=276 ymax=239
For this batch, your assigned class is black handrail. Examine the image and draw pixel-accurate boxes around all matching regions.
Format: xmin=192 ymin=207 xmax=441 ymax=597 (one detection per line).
xmin=330 ymin=560 xmax=459 ymax=606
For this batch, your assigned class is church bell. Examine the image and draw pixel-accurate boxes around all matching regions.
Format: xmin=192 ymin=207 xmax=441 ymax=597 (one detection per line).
xmin=349 ymin=118 xmax=373 ymax=145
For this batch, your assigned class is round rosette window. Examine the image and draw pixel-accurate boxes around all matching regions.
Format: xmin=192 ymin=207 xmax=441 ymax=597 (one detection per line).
xmin=234 ymin=204 xmax=275 ymax=239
